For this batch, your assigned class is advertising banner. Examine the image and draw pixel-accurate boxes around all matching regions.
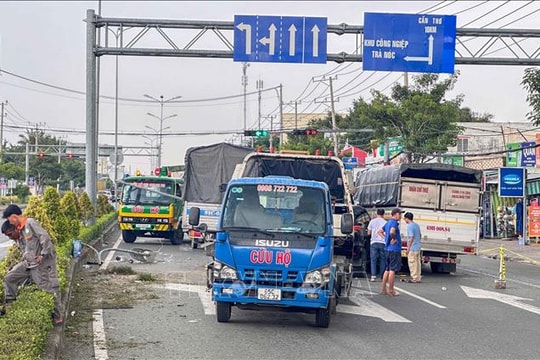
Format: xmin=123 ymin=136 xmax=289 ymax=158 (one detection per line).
xmin=506 ymin=143 xmax=520 ymax=167
xmin=499 ymin=167 xmax=525 ymax=197
xmin=528 ymin=204 xmax=540 ymax=237
xmin=521 ymin=141 xmax=536 ymax=167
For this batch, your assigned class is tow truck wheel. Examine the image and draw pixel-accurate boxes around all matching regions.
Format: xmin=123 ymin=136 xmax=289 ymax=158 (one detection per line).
xmin=122 ymin=230 xmax=136 ymax=243
xmin=169 ymin=228 xmax=184 ymax=245
xmin=315 ymin=306 xmax=330 ymax=328
xmin=216 ymin=301 xmax=231 ymax=322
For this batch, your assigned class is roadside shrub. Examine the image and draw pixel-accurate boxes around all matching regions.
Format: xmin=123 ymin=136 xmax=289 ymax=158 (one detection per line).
xmin=97 ymin=194 xmax=114 ymax=217
xmin=60 ymin=191 xmax=81 ymax=242
xmin=78 ymin=192 xmax=94 ymax=224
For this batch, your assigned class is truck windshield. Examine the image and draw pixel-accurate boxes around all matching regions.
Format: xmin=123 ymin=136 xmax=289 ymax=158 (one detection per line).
xmin=222 ymin=184 xmax=326 ymax=234
xmin=121 ymin=180 xmax=174 ymax=206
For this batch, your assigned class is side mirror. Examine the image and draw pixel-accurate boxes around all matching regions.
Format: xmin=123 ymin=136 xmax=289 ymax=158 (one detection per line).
xmin=219 ymin=183 xmax=227 ymax=193
xmin=188 ymin=207 xmax=200 ymax=226
xmin=340 ymin=213 xmax=354 ymax=234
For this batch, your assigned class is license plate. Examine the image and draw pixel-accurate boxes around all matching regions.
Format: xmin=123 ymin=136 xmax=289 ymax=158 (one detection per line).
xmin=401 ymin=250 xmax=407 ymax=257
xmin=257 ymin=288 xmax=281 ymax=301
xmin=135 ymin=224 xmax=151 ymax=230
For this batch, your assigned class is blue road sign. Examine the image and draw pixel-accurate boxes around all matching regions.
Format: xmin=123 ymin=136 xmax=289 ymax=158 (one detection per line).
xmin=362 ymin=12 xmax=456 ymax=73
xmin=234 ymin=15 xmax=327 ymax=63
xmin=499 ymin=167 xmax=526 ymax=198
xmin=342 ymin=157 xmax=359 ymax=170
xmin=521 ymin=141 xmax=536 ymax=167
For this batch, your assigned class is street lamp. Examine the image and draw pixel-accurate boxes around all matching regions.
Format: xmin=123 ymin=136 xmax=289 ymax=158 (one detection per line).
xmin=143 ymin=94 xmax=181 ymax=168
xmin=144 ymin=124 xmax=171 ymax=170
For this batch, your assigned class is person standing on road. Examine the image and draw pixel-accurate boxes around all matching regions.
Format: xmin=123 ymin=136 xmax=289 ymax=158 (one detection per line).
xmin=404 ymin=212 xmax=422 ymax=283
xmin=378 ymin=208 xmax=403 ymax=297
xmin=367 ymin=208 xmax=387 ymax=282
xmin=2 ymin=204 xmax=64 ymax=325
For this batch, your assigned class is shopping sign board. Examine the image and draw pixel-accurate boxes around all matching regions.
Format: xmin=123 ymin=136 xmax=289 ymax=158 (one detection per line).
xmin=521 ymin=141 xmax=536 ymax=167
xmin=499 ymin=167 xmax=525 ymax=197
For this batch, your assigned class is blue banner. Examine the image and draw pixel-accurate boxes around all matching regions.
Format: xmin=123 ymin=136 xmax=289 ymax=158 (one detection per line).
xmin=521 ymin=141 xmax=536 ymax=167
xmin=499 ymin=167 xmax=525 ymax=197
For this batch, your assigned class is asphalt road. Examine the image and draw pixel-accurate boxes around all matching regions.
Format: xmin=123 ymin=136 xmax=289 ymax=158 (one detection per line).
xmin=60 ymin=235 xmax=540 ymax=359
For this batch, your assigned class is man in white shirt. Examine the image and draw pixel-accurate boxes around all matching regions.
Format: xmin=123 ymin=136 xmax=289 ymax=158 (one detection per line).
xmin=367 ymin=209 xmax=387 ymax=282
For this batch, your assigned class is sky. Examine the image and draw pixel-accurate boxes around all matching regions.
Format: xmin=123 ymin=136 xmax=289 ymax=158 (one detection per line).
xmin=0 ymin=1 xmax=539 ymax=176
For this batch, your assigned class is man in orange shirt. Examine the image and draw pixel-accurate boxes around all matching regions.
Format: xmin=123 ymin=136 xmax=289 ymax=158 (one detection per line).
xmin=2 ymin=204 xmax=64 ymax=325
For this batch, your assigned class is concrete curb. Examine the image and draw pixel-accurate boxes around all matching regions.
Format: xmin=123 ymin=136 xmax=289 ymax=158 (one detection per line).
xmin=43 ymin=220 xmax=120 ymax=360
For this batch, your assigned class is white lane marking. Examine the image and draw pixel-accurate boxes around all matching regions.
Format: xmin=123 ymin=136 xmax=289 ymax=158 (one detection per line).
xmin=346 ymin=294 xmax=411 ymax=323
xmin=159 ymin=283 xmax=215 ymax=315
xmin=393 ymin=286 xmax=447 ymax=309
xmin=92 ymin=309 xmax=109 ymax=360
xmin=461 ymin=285 xmax=540 ymax=316
xmin=461 ymin=266 xmax=540 ymax=290
xmin=99 ymin=235 xmax=123 ymax=271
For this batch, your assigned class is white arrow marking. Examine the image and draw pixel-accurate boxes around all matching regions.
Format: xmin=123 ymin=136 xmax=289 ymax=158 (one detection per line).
xmin=288 ymin=24 xmax=297 ymax=56
xmin=259 ymin=23 xmax=277 ymax=55
xmin=461 ymin=285 xmax=540 ymax=316
xmin=394 ymin=286 xmax=447 ymax=309
xmin=404 ymin=34 xmax=434 ymax=65
xmin=346 ymin=293 xmax=411 ymax=322
xmin=236 ymin=22 xmax=252 ymax=55
xmin=311 ymin=24 xmax=320 ymax=57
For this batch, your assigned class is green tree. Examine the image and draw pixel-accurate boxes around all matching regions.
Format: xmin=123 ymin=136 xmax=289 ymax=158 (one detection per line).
xmin=42 ymin=187 xmax=70 ymax=246
xmin=60 ymin=191 xmax=81 ymax=242
xmin=522 ymin=67 xmax=540 ymax=125
xmin=24 ymin=196 xmax=57 ymax=244
xmin=458 ymin=107 xmax=493 ymax=122
xmin=96 ymin=194 xmax=114 ymax=217
xmin=343 ymin=73 xmax=463 ymax=163
xmin=13 ymin=184 xmax=31 ymax=202
xmin=78 ymin=192 xmax=94 ymax=224
xmin=0 ymin=162 xmax=25 ymax=180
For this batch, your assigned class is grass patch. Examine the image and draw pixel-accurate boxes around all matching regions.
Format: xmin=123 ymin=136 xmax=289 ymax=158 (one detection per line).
xmin=137 ymin=273 xmax=156 ymax=282
xmin=107 ymin=265 xmax=136 ymax=275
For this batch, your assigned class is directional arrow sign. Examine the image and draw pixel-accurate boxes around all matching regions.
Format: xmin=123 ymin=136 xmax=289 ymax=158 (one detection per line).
xmin=363 ymin=12 xmax=456 ymax=73
xmin=461 ymin=285 xmax=540 ymax=316
xmin=234 ymin=15 xmax=327 ymax=63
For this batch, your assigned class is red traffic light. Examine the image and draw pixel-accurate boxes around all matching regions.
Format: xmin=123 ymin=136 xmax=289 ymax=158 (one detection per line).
xmin=38 ymin=151 xmax=45 ymax=159
xmin=305 ymin=129 xmax=318 ymax=136
xmin=154 ymin=167 xmax=161 ymax=176
xmin=67 ymin=152 xmax=73 ymax=159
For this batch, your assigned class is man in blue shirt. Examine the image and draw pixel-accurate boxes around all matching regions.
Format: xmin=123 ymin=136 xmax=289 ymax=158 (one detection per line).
xmin=378 ymin=207 xmax=403 ymax=296
xmin=404 ymin=212 xmax=422 ymax=283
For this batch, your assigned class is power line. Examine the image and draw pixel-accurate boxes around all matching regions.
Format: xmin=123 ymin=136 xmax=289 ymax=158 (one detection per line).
xmin=461 ymin=1 xmax=510 ymax=28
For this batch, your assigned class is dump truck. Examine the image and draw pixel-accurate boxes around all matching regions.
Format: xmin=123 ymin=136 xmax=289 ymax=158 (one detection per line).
xmin=118 ymin=174 xmax=184 ymax=244
xmin=354 ymin=163 xmax=482 ymax=273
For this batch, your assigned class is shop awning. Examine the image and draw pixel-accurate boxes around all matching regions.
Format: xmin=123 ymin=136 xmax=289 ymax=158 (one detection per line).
xmin=528 ymin=180 xmax=540 ymax=196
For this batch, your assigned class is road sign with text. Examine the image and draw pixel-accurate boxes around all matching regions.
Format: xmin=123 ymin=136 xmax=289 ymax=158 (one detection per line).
xmin=234 ymin=15 xmax=327 ymax=63
xmin=362 ymin=12 xmax=456 ymax=73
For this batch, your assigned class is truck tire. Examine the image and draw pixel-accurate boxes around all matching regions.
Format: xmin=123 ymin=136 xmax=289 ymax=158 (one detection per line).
xmin=315 ymin=306 xmax=330 ymax=328
xmin=169 ymin=228 xmax=184 ymax=245
xmin=216 ymin=301 xmax=231 ymax=323
xmin=122 ymin=230 xmax=136 ymax=243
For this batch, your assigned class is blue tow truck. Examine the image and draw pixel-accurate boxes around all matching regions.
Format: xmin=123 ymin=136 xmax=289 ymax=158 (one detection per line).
xmin=189 ymin=176 xmax=353 ymax=328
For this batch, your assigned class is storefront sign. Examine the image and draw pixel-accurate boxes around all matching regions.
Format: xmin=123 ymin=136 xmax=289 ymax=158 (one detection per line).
xmin=528 ymin=204 xmax=540 ymax=237
xmin=499 ymin=167 xmax=525 ymax=197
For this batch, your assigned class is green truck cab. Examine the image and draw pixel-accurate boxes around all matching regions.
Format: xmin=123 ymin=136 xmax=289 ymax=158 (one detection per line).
xmin=118 ymin=174 xmax=184 ymax=244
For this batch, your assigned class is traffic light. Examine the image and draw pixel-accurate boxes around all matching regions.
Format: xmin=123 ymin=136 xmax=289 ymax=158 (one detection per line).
xmin=154 ymin=167 xmax=161 ymax=176
xmin=67 ymin=152 xmax=73 ymax=159
xmin=37 ymin=151 xmax=45 ymax=159
xmin=291 ymin=129 xmax=319 ymax=136
xmin=244 ymin=129 xmax=269 ymax=137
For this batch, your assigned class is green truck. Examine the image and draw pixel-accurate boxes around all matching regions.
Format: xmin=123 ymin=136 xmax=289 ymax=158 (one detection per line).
xmin=118 ymin=174 xmax=184 ymax=244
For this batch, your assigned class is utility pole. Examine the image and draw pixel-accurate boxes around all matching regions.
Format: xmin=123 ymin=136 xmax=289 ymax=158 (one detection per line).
xmin=242 ymin=63 xmax=249 ymax=134
xmin=314 ymin=76 xmax=339 ymax=156
xmin=257 ymin=79 xmax=263 ymax=129
xmin=0 ymin=100 xmax=5 ymax=162
xmin=279 ymin=84 xmax=283 ymax=147
xmin=329 ymin=77 xmax=338 ymax=156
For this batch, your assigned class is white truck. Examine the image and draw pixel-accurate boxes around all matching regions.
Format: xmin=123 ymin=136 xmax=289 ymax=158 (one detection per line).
xmin=181 ymin=142 xmax=252 ymax=248
xmin=354 ymin=163 xmax=482 ymax=273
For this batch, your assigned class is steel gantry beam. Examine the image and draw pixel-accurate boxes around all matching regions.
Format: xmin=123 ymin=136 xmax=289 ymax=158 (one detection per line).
xmin=92 ymin=13 xmax=540 ymax=65
xmin=85 ymin=9 xmax=540 ymax=218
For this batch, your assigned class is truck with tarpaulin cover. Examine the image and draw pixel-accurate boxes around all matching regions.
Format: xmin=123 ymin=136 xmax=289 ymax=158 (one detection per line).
xmin=188 ymin=176 xmax=354 ymax=327
xmin=181 ymin=142 xmax=252 ymax=248
xmin=354 ymin=163 xmax=482 ymax=273
xmin=118 ymin=174 xmax=184 ymax=244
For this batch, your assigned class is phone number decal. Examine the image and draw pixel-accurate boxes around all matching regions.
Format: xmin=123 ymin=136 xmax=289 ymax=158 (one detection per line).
xmin=257 ymin=184 xmax=298 ymax=193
